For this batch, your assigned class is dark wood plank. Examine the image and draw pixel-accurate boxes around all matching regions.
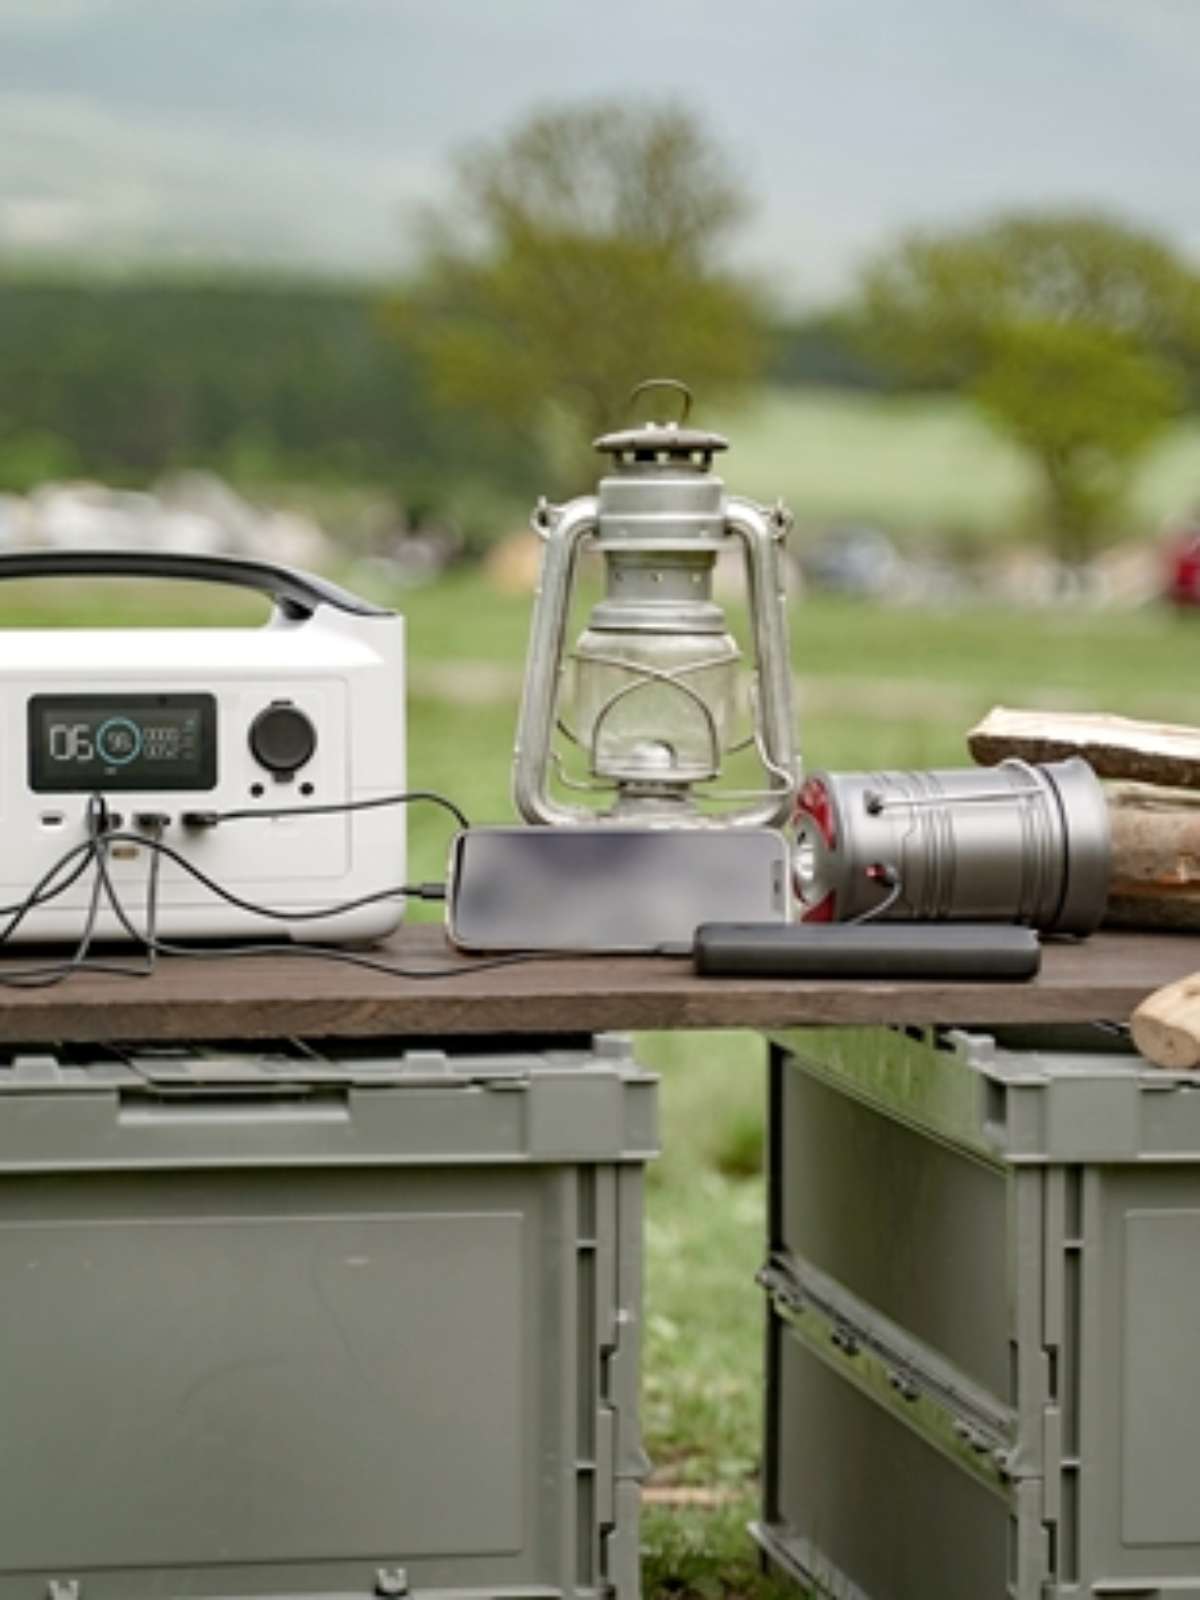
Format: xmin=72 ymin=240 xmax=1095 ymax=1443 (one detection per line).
xmin=0 ymin=925 xmax=1194 ymax=1041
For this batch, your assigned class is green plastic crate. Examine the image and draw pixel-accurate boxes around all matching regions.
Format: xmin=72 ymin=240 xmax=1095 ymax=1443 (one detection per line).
xmin=0 ymin=1033 xmax=656 ymax=1600
xmin=757 ymin=1023 xmax=1200 ymax=1600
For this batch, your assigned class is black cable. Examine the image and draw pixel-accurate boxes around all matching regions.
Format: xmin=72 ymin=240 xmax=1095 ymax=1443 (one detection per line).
xmin=0 ymin=840 xmax=97 ymax=921
xmin=90 ymin=820 xmax=161 ymax=980
xmin=0 ymin=786 xmax=457 ymax=937
xmin=0 ymin=835 xmax=111 ymax=988
xmin=113 ymin=926 xmax=570 ymax=981
xmin=143 ymin=817 xmax=163 ymax=957
xmin=0 ymin=788 xmax=566 ymax=985
xmin=92 ymin=850 xmax=555 ymax=979
xmin=76 ymin=824 xmax=556 ymax=982
xmin=0 ymin=837 xmax=101 ymax=940
xmin=192 ymin=788 xmax=470 ymax=833
xmin=100 ymin=830 xmax=444 ymax=922
xmin=0 ymin=800 xmax=160 ymax=986
xmin=850 ymin=864 xmax=904 ymax=926
xmin=0 ymin=837 xmax=98 ymax=946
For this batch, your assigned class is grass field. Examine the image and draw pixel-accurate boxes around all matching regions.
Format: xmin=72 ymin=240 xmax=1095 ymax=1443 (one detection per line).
xmin=10 ymin=562 xmax=1197 ymax=1595
xmin=712 ymin=387 xmax=1200 ymax=544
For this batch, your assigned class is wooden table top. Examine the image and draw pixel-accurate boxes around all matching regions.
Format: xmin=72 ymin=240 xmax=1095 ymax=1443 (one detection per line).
xmin=0 ymin=924 xmax=1193 ymax=1043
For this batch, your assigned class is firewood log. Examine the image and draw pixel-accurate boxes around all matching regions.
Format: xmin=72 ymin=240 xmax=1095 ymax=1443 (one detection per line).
xmin=966 ymin=709 xmax=1200 ymax=928
xmin=968 ymin=707 xmax=1200 ymax=790
xmin=1132 ymin=974 xmax=1200 ymax=1069
xmin=1105 ymin=783 xmax=1200 ymax=930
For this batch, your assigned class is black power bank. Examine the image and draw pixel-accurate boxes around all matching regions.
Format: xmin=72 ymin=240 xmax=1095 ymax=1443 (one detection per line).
xmin=693 ymin=923 xmax=1042 ymax=980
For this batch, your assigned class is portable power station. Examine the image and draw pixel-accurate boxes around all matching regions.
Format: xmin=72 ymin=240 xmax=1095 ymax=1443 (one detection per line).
xmin=0 ymin=549 xmax=407 ymax=944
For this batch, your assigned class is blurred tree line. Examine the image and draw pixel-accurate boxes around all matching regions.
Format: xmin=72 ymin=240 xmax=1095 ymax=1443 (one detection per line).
xmin=0 ymin=269 xmax=865 ymax=495
xmin=3 ymin=99 xmax=1200 ymax=564
xmin=0 ymin=273 xmax=542 ymax=500
xmin=0 ymin=103 xmax=894 ymax=523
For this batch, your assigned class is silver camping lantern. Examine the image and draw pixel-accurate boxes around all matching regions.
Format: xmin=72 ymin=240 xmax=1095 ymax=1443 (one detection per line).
xmin=792 ymin=757 xmax=1111 ymax=935
xmin=512 ymin=380 xmax=799 ymax=827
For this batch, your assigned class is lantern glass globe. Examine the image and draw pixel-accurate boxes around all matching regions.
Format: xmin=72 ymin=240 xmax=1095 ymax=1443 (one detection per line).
xmin=570 ymin=625 xmax=741 ymax=785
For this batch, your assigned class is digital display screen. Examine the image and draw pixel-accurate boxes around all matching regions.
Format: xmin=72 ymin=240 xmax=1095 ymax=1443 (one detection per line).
xmin=28 ymin=693 xmax=217 ymax=792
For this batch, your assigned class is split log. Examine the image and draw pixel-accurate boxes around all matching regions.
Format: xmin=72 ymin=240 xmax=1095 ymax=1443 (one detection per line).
xmin=968 ymin=707 xmax=1200 ymax=790
xmin=1105 ymin=782 xmax=1200 ymax=930
xmin=1132 ymin=973 xmax=1200 ymax=1069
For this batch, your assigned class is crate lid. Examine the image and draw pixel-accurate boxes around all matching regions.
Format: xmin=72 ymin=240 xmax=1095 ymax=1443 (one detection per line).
xmin=0 ymin=1033 xmax=643 ymax=1094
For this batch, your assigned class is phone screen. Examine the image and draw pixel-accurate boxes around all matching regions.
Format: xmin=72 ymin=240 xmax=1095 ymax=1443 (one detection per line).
xmin=448 ymin=826 xmax=789 ymax=953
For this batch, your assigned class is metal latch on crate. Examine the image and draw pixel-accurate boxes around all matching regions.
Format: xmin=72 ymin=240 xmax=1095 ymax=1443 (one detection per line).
xmin=44 ymin=1577 xmax=414 ymax=1599
xmin=761 ymin=1254 xmax=1019 ymax=1492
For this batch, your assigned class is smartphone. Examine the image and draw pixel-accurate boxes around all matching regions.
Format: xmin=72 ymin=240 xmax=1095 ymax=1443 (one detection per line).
xmin=447 ymin=825 xmax=790 ymax=953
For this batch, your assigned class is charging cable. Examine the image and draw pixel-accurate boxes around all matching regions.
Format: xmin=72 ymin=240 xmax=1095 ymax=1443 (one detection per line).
xmin=181 ymin=788 xmax=470 ymax=833
xmin=850 ymin=863 xmax=903 ymax=925
xmin=0 ymin=786 xmax=567 ymax=986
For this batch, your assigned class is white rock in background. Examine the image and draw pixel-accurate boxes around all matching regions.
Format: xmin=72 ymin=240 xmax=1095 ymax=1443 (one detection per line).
xmin=156 ymin=470 xmax=330 ymax=567
xmin=254 ymin=508 xmax=330 ymax=570
xmin=27 ymin=483 xmax=139 ymax=548
xmin=10 ymin=473 xmax=332 ymax=570
xmin=155 ymin=470 xmax=264 ymax=554
xmin=0 ymin=494 xmax=32 ymax=547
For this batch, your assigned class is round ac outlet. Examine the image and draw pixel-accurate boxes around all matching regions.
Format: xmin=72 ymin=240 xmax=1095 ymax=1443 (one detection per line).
xmin=249 ymin=701 xmax=316 ymax=778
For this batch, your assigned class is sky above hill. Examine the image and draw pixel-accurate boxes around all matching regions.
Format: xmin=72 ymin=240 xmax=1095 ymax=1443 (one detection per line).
xmin=0 ymin=0 xmax=1196 ymax=304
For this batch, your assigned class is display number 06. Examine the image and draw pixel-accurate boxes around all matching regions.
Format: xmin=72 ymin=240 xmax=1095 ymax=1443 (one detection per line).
xmin=49 ymin=722 xmax=94 ymax=762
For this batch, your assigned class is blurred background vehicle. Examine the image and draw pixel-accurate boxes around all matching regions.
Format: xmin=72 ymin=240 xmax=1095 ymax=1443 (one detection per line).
xmin=1166 ymin=513 xmax=1200 ymax=608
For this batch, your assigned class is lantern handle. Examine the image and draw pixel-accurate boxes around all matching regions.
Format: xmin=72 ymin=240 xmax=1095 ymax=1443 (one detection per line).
xmin=513 ymin=494 xmax=602 ymax=825
xmin=627 ymin=377 xmax=693 ymax=426
xmin=719 ymin=496 xmax=801 ymax=828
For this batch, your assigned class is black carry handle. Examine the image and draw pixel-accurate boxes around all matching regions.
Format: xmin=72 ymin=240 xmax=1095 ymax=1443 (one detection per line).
xmin=694 ymin=923 xmax=1042 ymax=980
xmin=0 ymin=549 xmax=391 ymax=622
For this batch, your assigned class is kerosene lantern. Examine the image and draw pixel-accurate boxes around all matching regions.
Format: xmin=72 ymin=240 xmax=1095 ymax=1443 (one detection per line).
xmin=512 ymin=381 xmax=800 ymax=827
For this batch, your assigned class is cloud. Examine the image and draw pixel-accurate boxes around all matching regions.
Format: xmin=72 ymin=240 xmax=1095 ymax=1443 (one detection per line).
xmin=1048 ymin=0 xmax=1200 ymax=78
xmin=0 ymin=0 xmax=228 ymax=20
xmin=0 ymin=0 xmax=1196 ymax=302
xmin=0 ymin=91 xmax=436 ymax=269
xmin=0 ymin=1 xmax=118 ymax=26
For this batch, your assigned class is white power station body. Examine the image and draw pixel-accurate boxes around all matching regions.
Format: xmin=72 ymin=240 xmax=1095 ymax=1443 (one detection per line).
xmin=0 ymin=552 xmax=406 ymax=945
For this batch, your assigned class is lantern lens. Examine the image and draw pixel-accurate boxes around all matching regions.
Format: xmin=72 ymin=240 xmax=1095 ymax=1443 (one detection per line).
xmin=570 ymin=627 xmax=739 ymax=784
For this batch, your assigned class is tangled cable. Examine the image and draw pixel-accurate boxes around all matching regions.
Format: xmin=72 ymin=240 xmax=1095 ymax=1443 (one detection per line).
xmin=0 ymin=788 xmax=556 ymax=988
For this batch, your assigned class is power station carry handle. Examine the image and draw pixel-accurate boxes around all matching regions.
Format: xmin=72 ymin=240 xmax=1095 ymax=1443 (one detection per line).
xmin=0 ymin=549 xmax=391 ymax=622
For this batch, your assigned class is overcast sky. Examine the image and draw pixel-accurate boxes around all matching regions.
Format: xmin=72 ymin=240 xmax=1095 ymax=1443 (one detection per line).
xmin=0 ymin=0 xmax=1196 ymax=305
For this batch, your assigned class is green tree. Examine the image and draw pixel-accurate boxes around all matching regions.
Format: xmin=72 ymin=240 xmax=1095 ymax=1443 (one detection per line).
xmin=854 ymin=214 xmax=1200 ymax=563
xmin=392 ymin=102 xmax=766 ymax=491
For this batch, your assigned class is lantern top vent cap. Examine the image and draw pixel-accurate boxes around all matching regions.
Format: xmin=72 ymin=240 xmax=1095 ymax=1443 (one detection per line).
xmin=593 ymin=420 xmax=729 ymax=462
xmin=593 ymin=376 xmax=728 ymax=466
